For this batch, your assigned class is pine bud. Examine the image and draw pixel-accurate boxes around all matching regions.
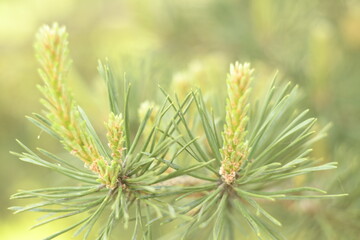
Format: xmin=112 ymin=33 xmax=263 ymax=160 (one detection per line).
xmin=105 ymin=112 xmax=125 ymax=164
xmin=220 ymin=62 xmax=253 ymax=184
xmin=36 ymin=23 xmax=103 ymax=167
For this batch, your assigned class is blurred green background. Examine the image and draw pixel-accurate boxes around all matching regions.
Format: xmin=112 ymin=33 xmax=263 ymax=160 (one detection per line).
xmin=1 ymin=0 xmax=359 ymax=239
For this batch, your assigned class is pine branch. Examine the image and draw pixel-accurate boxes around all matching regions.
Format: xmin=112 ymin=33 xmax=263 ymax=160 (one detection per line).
xmin=168 ymin=63 xmax=347 ymax=239
xmin=10 ymin=23 xmax=347 ymax=240
xmin=11 ymin=24 xmax=208 ymax=239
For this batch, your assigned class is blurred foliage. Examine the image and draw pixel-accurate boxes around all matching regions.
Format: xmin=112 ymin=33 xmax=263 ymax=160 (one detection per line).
xmin=1 ymin=0 xmax=359 ymax=239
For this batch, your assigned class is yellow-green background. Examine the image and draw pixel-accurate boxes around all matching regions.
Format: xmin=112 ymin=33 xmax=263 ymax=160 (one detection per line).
xmin=1 ymin=0 xmax=359 ymax=239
